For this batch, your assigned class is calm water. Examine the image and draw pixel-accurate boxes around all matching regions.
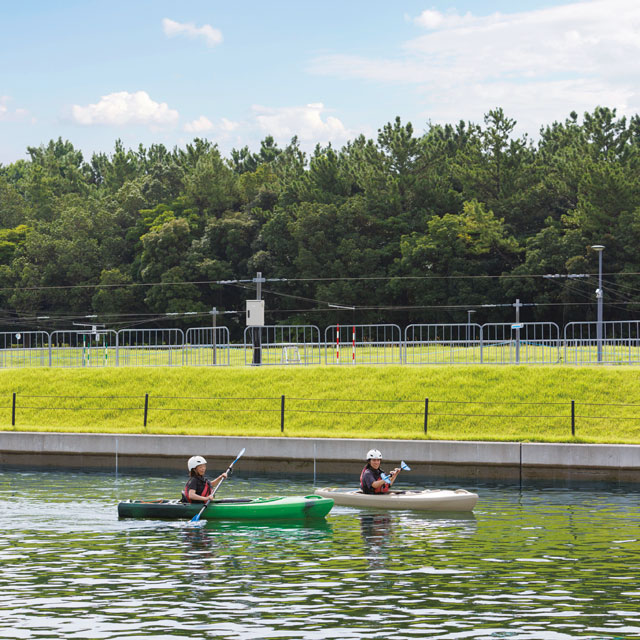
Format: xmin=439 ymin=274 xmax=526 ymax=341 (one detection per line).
xmin=0 ymin=469 xmax=639 ymax=640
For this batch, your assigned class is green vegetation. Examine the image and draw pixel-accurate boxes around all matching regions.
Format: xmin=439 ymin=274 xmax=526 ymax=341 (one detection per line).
xmin=2 ymin=366 xmax=640 ymax=444
xmin=2 ymin=107 xmax=640 ymax=335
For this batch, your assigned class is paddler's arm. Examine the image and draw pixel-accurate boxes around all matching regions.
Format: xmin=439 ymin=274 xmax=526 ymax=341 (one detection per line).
xmin=209 ymin=472 xmax=228 ymax=489
xmin=188 ymin=473 xmax=228 ymax=502
xmin=388 ymin=468 xmax=401 ymax=487
xmin=371 ymin=470 xmax=399 ymax=490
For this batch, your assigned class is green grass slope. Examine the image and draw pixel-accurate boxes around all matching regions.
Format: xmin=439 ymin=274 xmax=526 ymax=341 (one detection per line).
xmin=1 ymin=366 xmax=639 ymax=443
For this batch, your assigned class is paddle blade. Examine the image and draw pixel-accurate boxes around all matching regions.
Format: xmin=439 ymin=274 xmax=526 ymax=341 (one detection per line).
xmin=401 ymin=461 xmax=411 ymax=471
xmin=380 ymin=472 xmax=391 ymax=483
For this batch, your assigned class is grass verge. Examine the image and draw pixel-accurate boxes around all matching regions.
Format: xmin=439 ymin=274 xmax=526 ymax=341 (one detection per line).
xmin=1 ymin=365 xmax=639 ymax=443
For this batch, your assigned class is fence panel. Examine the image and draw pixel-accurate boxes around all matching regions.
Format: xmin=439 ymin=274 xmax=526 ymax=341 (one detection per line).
xmin=50 ymin=330 xmax=118 ymax=367
xmin=564 ymin=321 xmax=640 ymax=364
xmin=404 ymin=324 xmax=482 ymax=364
xmin=185 ymin=327 xmax=231 ymax=366
xmin=324 ymin=324 xmax=403 ymax=365
xmin=117 ymin=329 xmax=185 ymax=367
xmin=0 ymin=331 xmax=50 ymax=367
xmin=481 ymin=323 xmax=560 ymax=364
xmin=242 ymin=325 xmax=321 ymax=366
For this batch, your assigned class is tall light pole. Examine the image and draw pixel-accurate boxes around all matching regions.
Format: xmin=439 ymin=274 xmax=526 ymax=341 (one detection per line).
xmin=591 ymin=245 xmax=605 ymax=363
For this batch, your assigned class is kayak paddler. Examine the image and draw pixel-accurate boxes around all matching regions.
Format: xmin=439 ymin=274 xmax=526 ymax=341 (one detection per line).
xmin=360 ymin=449 xmax=401 ymax=494
xmin=180 ymin=455 xmax=228 ymax=503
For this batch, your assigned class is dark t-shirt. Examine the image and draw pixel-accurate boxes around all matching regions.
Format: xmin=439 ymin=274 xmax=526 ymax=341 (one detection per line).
xmin=181 ymin=475 xmax=213 ymax=503
xmin=360 ymin=466 xmax=388 ymax=494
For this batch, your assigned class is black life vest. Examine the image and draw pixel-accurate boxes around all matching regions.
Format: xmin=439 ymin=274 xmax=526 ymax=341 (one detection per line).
xmin=181 ymin=475 xmax=212 ymax=503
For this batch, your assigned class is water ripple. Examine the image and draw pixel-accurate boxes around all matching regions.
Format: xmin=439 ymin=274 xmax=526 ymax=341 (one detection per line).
xmin=1 ymin=470 xmax=639 ymax=639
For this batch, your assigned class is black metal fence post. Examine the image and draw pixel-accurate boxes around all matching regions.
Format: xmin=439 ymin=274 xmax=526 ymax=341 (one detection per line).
xmin=424 ymin=398 xmax=429 ymax=434
xmin=12 ymin=392 xmax=16 ymax=427
xmin=571 ymin=399 xmax=575 ymax=436
xmin=144 ymin=393 xmax=149 ymax=427
xmin=281 ymin=395 xmax=285 ymax=433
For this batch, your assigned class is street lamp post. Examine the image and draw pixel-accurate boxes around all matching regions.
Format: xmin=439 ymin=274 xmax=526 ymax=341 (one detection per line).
xmin=591 ymin=245 xmax=605 ymax=363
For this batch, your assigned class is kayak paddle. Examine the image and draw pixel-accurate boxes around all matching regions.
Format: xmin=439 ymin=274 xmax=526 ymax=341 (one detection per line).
xmin=380 ymin=462 xmax=410 ymax=484
xmin=188 ymin=447 xmax=246 ymax=526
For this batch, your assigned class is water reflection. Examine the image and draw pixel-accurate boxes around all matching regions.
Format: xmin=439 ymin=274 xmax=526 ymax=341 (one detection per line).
xmin=0 ymin=470 xmax=639 ymax=639
xmin=360 ymin=513 xmax=393 ymax=569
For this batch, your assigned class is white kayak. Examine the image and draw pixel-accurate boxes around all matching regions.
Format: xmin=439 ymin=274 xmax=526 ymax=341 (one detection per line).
xmin=314 ymin=487 xmax=479 ymax=512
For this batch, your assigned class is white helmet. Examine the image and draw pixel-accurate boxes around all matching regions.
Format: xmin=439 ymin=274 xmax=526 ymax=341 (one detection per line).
xmin=366 ymin=449 xmax=382 ymax=460
xmin=188 ymin=455 xmax=207 ymax=471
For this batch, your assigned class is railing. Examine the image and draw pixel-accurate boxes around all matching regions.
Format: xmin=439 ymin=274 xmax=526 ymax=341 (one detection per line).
xmin=185 ymin=327 xmax=231 ymax=366
xmin=564 ymin=321 xmax=640 ymax=364
xmin=242 ymin=325 xmax=321 ymax=366
xmin=7 ymin=392 xmax=640 ymax=439
xmin=324 ymin=324 xmax=403 ymax=365
xmin=2 ymin=320 xmax=640 ymax=368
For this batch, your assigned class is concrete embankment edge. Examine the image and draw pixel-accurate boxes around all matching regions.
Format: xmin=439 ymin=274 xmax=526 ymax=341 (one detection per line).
xmin=1 ymin=432 xmax=639 ymax=484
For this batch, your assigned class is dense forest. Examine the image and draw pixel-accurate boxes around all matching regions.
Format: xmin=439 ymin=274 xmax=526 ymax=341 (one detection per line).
xmin=1 ymin=106 xmax=640 ymax=335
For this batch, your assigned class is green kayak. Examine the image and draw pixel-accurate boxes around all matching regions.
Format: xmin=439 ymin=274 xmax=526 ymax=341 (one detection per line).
xmin=117 ymin=495 xmax=334 ymax=521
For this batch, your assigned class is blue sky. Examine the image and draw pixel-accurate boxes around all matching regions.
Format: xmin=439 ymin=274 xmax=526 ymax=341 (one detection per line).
xmin=1 ymin=0 xmax=638 ymax=164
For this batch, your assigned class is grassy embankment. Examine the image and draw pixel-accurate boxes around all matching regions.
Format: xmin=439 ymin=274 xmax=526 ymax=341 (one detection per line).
xmin=1 ymin=366 xmax=639 ymax=443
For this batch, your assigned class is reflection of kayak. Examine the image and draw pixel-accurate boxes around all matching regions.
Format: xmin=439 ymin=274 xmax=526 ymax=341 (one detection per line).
xmin=118 ymin=495 xmax=334 ymax=520
xmin=203 ymin=518 xmax=333 ymax=535
xmin=314 ymin=488 xmax=478 ymax=512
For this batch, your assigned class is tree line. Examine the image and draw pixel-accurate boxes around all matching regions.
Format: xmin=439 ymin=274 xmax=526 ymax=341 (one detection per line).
xmin=1 ymin=106 xmax=639 ymax=335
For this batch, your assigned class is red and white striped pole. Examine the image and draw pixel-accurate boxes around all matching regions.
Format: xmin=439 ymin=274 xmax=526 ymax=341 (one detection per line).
xmin=352 ymin=325 xmax=356 ymax=364
xmin=336 ymin=324 xmax=340 ymax=363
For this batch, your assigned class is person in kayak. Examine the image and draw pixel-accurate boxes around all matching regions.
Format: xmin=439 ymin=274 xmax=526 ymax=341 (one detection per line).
xmin=360 ymin=449 xmax=401 ymax=494
xmin=181 ymin=455 xmax=228 ymax=503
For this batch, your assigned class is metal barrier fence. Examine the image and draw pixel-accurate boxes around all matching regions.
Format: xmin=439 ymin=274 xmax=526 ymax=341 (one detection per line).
xmin=564 ymin=321 xmax=640 ymax=364
xmin=2 ymin=320 xmax=640 ymax=367
xmin=185 ymin=327 xmax=231 ymax=366
xmin=404 ymin=323 xmax=560 ymax=364
xmin=405 ymin=324 xmax=482 ymax=364
xmin=117 ymin=329 xmax=184 ymax=367
xmin=324 ymin=324 xmax=403 ymax=365
xmin=50 ymin=330 xmax=118 ymax=368
xmin=243 ymin=325 xmax=321 ymax=366
xmin=481 ymin=322 xmax=560 ymax=364
xmin=0 ymin=331 xmax=50 ymax=367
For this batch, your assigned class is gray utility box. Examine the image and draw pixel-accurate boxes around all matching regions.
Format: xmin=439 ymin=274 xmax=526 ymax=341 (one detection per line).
xmin=246 ymin=300 xmax=265 ymax=327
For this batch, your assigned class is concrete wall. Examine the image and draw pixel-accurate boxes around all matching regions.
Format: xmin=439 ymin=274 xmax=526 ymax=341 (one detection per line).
xmin=1 ymin=431 xmax=639 ymax=484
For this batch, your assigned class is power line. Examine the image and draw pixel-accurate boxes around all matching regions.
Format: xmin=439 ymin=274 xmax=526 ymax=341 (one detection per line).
xmin=4 ymin=271 xmax=640 ymax=294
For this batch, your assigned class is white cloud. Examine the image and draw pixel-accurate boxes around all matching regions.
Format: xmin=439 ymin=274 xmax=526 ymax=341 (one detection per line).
xmin=413 ymin=9 xmax=473 ymax=29
xmin=252 ymin=103 xmax=354 ymax=145
xmin=71 ymin=91 xmax=179 ymax=127
xmin=220 ymin=117 xmax=240 ymax=133
xmin=309 ymin=1 xmax=640 ymax=132
xmin=162 ymin=18 xmax=223 ymax=47
xmin=0 ymin=96 xmax=31 ymax=122
xmin=183 ymin=115 xmax=240 ymax=136
xmin=184 ymin=116 xmax=214 ymax=133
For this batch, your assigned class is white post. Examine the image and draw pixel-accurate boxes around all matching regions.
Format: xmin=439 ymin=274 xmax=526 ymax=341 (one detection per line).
xmin=352 ymin=325 xmax=356 ymax=364
xmin=591 ymin=245 xmax=605 ymax=363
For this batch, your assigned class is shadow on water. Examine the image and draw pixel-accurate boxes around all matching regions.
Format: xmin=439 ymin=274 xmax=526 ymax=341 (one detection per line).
xmin=202 ymin=517 xmax=334 ymax=536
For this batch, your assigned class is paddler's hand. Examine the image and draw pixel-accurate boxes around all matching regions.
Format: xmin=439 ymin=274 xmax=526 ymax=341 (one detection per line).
xmin=219 ymin=472 xmax=228 ymax=480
